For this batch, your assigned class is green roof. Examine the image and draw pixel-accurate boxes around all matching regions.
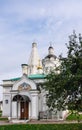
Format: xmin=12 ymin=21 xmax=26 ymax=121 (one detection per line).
xmin=8 ymin=74 xmax=46 ymax=81
xmin=10 ymin=77 xmax=21 ymax=81
xmin=28 ymin=74 xmax=46 ymax=79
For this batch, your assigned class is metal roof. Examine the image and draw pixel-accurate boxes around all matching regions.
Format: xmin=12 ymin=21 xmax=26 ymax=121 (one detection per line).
xmin=7 ymin=74 xmax=46 ymax=81
xmin=28 ymin=74 xmax=46 ymax=79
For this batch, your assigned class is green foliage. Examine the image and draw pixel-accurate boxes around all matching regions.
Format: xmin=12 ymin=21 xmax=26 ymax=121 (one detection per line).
xmin=45 ymin=72 xmax=67 ymax=111
xmin=0 ymin=111 xmax=2 ymax=117
xmin=66 ymin=113 xmax=82 ymax=121
xmin=44 ymin=31 xmax=82 ymax=112
xmin=0 ymin=113 xmax=2 ymax=117
xmin=0 ymin=117 xmax=8 ymax=121
xmin=0 ymin=124 xmax=82 ymax=130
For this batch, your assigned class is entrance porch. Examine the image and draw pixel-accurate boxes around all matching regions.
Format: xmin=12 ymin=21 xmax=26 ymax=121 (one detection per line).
xmin=11 ymin=94 xmax=30 ymax=120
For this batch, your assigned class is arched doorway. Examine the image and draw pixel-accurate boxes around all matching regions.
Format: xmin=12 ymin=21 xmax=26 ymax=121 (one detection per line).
xmin=12 ymin=94 xmax=31 ymax=119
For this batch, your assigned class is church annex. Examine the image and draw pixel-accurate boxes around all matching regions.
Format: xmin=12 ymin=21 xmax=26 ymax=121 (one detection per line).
xmin=2 ymin=43 xmax=67 ymax=121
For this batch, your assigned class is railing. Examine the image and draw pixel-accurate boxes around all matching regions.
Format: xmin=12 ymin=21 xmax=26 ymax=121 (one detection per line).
xmin=39 ymin=110 xmax=57 ymax=119
xmin=39 ymin=110 xmax=65 ymax=120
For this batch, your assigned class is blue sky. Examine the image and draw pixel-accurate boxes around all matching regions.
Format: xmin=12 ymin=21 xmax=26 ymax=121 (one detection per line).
xmin=0 ymin=0 xmax=82 ymax=99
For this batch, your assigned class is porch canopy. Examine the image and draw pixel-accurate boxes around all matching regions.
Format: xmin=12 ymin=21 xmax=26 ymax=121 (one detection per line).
xmin=12 ymin=94 xmax=31 ymax=102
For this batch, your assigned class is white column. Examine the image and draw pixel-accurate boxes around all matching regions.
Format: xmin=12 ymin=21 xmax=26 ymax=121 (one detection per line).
xmin=31 ymin=91 xmax=39 ymax=119
xmin=29 ymin=102 xmax=31 ymax=120
xmin=12 ymin=102 xmax=17 ymax=118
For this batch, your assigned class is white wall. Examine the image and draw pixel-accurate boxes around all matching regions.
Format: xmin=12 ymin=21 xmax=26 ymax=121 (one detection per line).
xmin=2 ymin=94 xmax=11 ymax=116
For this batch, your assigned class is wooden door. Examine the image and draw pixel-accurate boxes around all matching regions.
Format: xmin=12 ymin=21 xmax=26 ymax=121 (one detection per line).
xmin=20 ymin=102 xmax=29 ymax=119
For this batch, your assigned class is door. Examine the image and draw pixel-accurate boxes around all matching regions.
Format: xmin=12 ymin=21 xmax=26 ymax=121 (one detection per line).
xmin=20 ymin=102 xmax=29 ymax=119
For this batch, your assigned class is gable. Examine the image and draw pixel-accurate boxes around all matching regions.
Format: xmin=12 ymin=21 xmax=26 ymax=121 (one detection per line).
xmin=12 ymin=75 xmax=36 ymax=91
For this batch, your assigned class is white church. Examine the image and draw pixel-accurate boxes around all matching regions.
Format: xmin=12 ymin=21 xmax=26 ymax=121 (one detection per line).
xmin=1 ymin=43 xmax=67 ymax=121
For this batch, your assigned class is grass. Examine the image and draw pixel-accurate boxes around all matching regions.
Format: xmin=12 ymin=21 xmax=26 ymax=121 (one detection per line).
xmin=0 ymin=124 xmax=82 ymax=130
xmin=0 ymin=110 xmax=82 ymax=130
xmin=66 ymin=113 xmax=82 ymax=122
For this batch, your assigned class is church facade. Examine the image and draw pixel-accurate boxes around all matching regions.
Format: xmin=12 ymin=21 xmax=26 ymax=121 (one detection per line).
xmin=2 ymin=43 xmax=67 ymax=121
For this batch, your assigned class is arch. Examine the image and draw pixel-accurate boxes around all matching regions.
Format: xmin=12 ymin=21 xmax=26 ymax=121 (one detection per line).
xmin=12 ymin=94 xmax=31 ymax=102
xmin=12 ymin=94 xmax=30 ymax=119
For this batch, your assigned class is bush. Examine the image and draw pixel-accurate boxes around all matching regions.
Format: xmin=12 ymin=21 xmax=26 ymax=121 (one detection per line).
xmin=0 ymin=113 xmax=2 ymax=117
xmin=0 ymin=117 xmax=8 ymax=121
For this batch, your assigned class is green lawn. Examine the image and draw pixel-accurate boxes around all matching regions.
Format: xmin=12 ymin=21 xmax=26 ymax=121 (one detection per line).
xmin=0 ymin=124 xmax=82 ymax=130
xmin=66 ymin=113 xmax=82 ymax=121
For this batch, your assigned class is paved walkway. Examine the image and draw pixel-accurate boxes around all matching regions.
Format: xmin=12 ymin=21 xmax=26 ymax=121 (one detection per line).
xmin=28 ymin=120 xmax=81 ymax=124
xmin=0 ymin=121 xmax=12 ymax=125
xmin=0 ymin=120 xmax=81 ymax=125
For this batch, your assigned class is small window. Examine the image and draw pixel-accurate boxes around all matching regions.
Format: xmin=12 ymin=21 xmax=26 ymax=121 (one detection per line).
xmin=5 ymin=100 xmax=8 ymax=104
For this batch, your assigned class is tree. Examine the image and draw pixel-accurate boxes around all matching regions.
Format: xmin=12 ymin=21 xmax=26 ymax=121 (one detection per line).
xmin=44 ymin=31 xmax=82 ymax=113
